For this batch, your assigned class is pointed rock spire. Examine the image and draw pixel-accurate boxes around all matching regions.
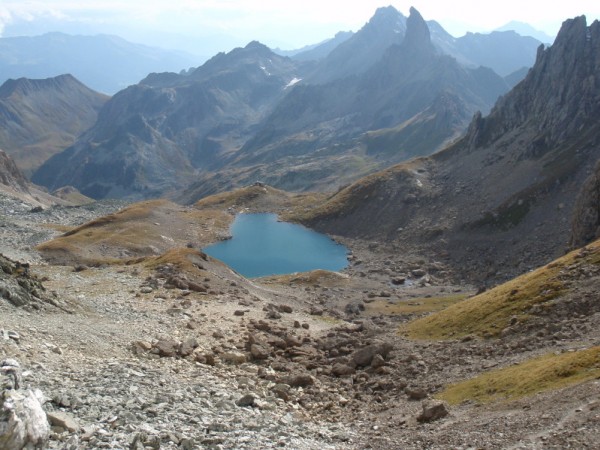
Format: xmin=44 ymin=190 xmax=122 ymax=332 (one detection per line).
xmin=402 ymin=7 xmax=434 ymax=54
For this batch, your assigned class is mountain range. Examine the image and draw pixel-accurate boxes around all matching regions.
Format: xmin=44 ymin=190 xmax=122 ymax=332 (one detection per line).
xmin=296 ymin=15 xmax=600 ymax=284
xmin=31 ymin=6 xmax=541 ymax=201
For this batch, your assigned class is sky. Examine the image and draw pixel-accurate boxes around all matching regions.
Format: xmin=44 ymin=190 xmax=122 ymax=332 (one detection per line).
xmin=1 ymin=1 xmax=599 ymax=56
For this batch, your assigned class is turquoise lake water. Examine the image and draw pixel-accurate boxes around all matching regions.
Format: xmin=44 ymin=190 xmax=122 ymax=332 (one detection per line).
xmin=203 ymin=213 xmax=348 ymax=278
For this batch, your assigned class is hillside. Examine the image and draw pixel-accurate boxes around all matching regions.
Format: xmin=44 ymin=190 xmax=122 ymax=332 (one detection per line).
xmin=297 ymin=15 xmax=600 ymax=283
xmin=0 ymin=75 xmax=108 ymax=176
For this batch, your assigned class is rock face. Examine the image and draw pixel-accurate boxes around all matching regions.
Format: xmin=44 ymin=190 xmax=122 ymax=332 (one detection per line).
xmin=570 ymin=161 xmax=600 ymax=248
xmin=0 ymin=254 xmax=60 ymax=310
xmin=0 ymin=150 xmax=29 ymax=194
xmin=0 ymin=75 xmax=108 ymax=176
xmin=301 ymin=15 xmax=600 ymax=283
xmin=1 ymin=359 xmax=50 ymax=449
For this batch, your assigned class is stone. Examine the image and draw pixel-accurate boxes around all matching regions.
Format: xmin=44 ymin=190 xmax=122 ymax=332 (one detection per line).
xmin=332 ymin=363 xmax=356 ymax=377
xmin=250 ymin=344 xmax=270 ymax=360
xmin=411 ymin=269 xmax=427 ymax=277
xmin=279 ymin=305 xmax=293 ymax=313
xmin=351 ymin=342 xmax=393 ymax=367
xmin=221 ymin=352 xmax=247 ymax=365
xmin=153 ymin=339 xmax=179 ymax=357
xmin=47 ymin=411 xmax=80 ymax=432
xmin=234 ymin=310 xmax=245 ymax=316
xmin=236 ymin=394 xmax=256 ymax=407
xmin=271 ymin=384 xmax=291 ymax=401
xmin=405 ymin=386 xmax=428 ymax=400
xmin=370 ymin=354 xmax=386 ymax=369
xmin=417 ymin=400 xmax=449 ymax=422
xmin=1 ymin=389 xmax=50 ymax=449
xmin=179 ymin=338 xmax=198 ymax=357
xmin=287 ymin=373 xmax=314 ymax=388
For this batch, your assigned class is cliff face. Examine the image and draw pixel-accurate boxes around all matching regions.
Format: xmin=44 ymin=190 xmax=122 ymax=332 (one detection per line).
xmin=0 ymin=150 xmax=29 ymax=194
xmin=301 ymin=16 xmax=600 ymax=283
xmin=570 ymin=161 xmax=600 ymax=248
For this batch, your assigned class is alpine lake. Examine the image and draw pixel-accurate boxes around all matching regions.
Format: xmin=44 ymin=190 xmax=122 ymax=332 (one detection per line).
xmin=203 ymin=213 xmax=348 ymax=278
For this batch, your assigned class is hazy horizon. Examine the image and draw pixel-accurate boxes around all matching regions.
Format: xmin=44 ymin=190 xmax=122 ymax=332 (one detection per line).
xmin=1 ymin=1 xmax=599 ymax=57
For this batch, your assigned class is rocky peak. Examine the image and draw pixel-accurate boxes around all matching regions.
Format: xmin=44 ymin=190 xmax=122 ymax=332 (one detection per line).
xmin=369 ymin=5 xmax=405 ymax=26
xmin=464 ymin=15 xmax=600 ymax=149
xmin=401 ymin=7 xmax=434 ymax=55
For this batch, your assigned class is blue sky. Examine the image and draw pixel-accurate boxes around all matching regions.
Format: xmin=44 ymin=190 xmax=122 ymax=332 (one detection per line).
xmin=1 ymin=1 xmax=598 ymax=55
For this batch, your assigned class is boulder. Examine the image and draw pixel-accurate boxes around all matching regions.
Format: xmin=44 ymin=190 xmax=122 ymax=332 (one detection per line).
xmin=47 ymin=411 xmax=79 ymax=432
xmin=1 ymin=360 xmax=50 ymax=449
xmin=417 ymin=400 xmax=449 ymax=422
xmin=351 ymin=342 xmax=393 ymax=367
xmin=153 ymin=339 xmax=180 ymax=357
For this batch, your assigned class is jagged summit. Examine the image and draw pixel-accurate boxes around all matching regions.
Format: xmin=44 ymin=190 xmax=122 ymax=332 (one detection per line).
xmin=368 ymin=5 xmax=405 ymax=29
xmin=400 ymin=7 xmax=435 ymax=55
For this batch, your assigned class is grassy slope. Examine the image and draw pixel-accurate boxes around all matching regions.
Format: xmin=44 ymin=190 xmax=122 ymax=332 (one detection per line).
xmin=439 ymin=346 xmax=600 ymax=405
xmin=404 ymin=239 xmax=600 ymax=340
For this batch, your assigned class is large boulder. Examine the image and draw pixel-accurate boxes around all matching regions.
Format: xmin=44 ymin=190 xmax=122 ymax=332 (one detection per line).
xmin=1 ymin=359 xmax=50 ymax=449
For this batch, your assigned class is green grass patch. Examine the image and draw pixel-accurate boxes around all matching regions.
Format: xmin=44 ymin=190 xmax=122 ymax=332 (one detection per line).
xmin=404 ymin=239 xmax=600 ymax=340
xmin=439 ymin=347 xmax=600 ymax=405
xmin=366 ymin=294 xmax=467 ymax=316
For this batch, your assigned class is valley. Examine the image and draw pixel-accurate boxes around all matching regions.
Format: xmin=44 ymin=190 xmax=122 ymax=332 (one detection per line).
xmin=1 ymin=5 xmax=600 ymax=450
xmin=1 ymin=183 xmax=598 ymax=449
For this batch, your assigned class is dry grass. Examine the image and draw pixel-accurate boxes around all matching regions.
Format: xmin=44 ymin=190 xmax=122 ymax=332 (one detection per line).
xmin=439 ymin=347 xmax=600 ymax=405
xmin=36 ymin=199 xmax=232 ymax=265
xmin=404 ymin=239 xmax=600 ymax=340
xmin=144 ymin=247 xmax=208 ymax=274
xmin=290 ymin=159 xmax=426 ymax=222
xmin=261 ymin=269 xmax=350 ymax=286
xmin=366 ymin=294 xmax=467 ymax=316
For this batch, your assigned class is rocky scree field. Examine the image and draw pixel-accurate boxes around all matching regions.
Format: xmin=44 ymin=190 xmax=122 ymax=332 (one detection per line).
xmin=1 ymin=185 xmax=599 ymax=449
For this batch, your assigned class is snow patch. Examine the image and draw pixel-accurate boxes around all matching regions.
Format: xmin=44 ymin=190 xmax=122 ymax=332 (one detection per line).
xmin=285 ymin=77 xmax=302 ymax=89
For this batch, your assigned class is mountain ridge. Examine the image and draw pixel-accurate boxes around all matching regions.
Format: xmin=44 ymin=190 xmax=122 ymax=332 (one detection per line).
xmin=296 ymin=15 xmax=600 ymax=283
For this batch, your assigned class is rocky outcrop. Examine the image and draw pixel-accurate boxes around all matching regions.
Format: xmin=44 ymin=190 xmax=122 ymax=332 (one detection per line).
xmin=0 ymin=150 xmax=29 ymax=194
xmin=1 ymin=359 xmax=50 ymax=449
xmin=570 ymin=161 xmax=600 ymax=248
xmin=0 ymin=254 xmax=61 ymax=310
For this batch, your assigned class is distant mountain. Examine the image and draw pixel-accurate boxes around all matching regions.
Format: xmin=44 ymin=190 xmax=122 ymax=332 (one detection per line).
xmin=0 ymin=33 xmax=196 ymax=94
xmin=496 ymin=21 xmax=555 ymax=44
xmin=194 ymin=7 xmax=508 ymax=193
xmin=450 ymin=31 xmax=542 ymax=76
xmin=306 ymin=6 xmax=408 ymax=84
xmin=31 ymin=7 xmax=546 ymax=202
xmin=290 ymin=32 xmax=355 ymax=61
xmin=0 ymin=74 xmax=108 ymax=176
xmin=272 ymin=32 xmax=353 ymax=60
xmin=32 ymin=42 xmax=311 ymax=200
xmin=298 ymin=15 xmax=600 ymax=283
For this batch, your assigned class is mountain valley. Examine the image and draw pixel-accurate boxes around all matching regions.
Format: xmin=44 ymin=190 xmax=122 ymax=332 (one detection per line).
xmin=1 ymin=6 xmax=600 ymax=450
